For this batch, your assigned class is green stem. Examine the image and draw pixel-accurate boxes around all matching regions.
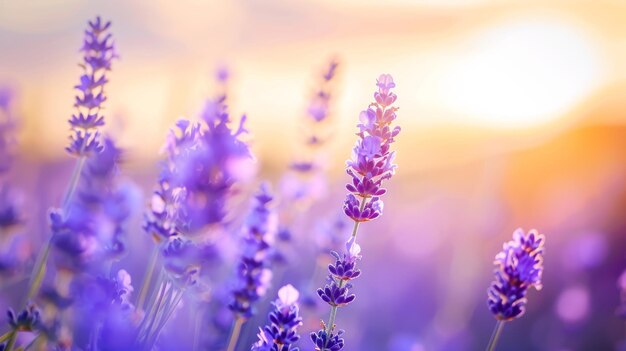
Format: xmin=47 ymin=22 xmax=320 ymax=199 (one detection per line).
xmin=137 ymin=246 xmax=159 ymax=310
xmin=146 ymin=287 xmax=185 ymax=349
xmin=24 ymin=156 xmax=87 ymax=303
xmin=62 ymin=155 xmax=87 ymax=209
xmin=5 ymin=330 xmax=17 ymax=351
xmin=324 ymin=197 xmax=366 ymax=344
xmin=23 ymin=333 xmax=42 ymax=351
xmin=139 ymin=280 xmax=170 ymax=344
xmin=486 ymin=320 xmax=505 ymax=351
xmin=225 ymin=317 xmax=244 ymax=351
xmin=0 ymin=330 xmax=13 ymax=343
xmin=25 ymin=241 xmax=51 ymax=302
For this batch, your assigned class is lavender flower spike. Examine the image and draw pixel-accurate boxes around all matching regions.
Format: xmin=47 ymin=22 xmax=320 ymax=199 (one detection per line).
xmin=343 ymin=74 xmax=400 ymax=224
xmin=485 ymin=228 xmax=545 ymax=351
xmin=312 ymin=74 xmax=400 ymax=351
xmin=67 ymin=16 xmax=116 ymax=156
xmin=251 ymin=284 xmax=303 ymax=351
xmin=227 ymin=184 xmax=276 ymax=351
xmin=230 ymin=183 xmax=276 ymax=319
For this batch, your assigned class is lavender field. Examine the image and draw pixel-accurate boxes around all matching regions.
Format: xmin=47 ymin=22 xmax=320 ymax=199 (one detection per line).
xmin=1 ymin=1 xmax=626 ymax=350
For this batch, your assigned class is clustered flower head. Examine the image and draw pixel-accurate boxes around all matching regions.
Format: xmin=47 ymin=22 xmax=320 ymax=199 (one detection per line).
xmin=310 ymin=329 xmax=345 ymax=351
xmin=51 ymin=137 xmax=130 ymax=272
xmin=7 ymin=304 xmax=41 ymax=332
xmin=251 ymin=284 xmax=303 ymax=351
xmin=145 ymin=95 xmax=252 ymax=240
xmin=316 ymin=238 xmax=361 ymax=308
xmin=67 ymin=17 xmax=117 ymax=157
xmin=343 ymin=74 xmax=400 ymax=222
xmin=488 ymin=228 xmax=545 ymax=321
xmin=230 ymin=184 xmax=276 ymax=319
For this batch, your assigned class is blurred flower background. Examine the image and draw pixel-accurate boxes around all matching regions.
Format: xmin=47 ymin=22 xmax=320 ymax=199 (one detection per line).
xmin=1 ymin=0 xmax=626 ymax=350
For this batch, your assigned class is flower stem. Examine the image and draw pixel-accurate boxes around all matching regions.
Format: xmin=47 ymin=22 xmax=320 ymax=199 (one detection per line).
xmin=24 ymin=155 xmax=87 ymax=303
xmin=25 ymin=241 xmax=51 ymax=302
xmin=324 ymin=197 xmax=366 ymax=342
xmin=226 ymin=317 xmax=244 ymax=351
xmin=137 ymin=246 xmax=159 ymax=309
xmin=486 ymin=320 xmax=505 ymax=351
xmin=325 ymin=280 xmax=345 ymax=335
xmin=5 ymin=330 xmax=17 ymax=351
xmin=62 ymin=155 xmax=87 ymax=209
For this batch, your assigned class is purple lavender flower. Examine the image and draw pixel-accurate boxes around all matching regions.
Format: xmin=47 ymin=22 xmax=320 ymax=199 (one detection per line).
xmin=307 ymin=59 xmax=339 ymax=124
xmin=251 ymin=284 xmax=303 ymax=351
xmin=487 ymin=228 xmax=545 ymax=321
xmin=71 ymin=269 xmax=137 ymax=350
xmin=343 ymin=74 xmax=399 ymax=223
xmin=230 ymin=184 xmax=276 ymax=319
xmin=51 ymin=137 xmax=130 ymax=272
xmin=312 ymin=74 xmax=400 ymax=351
xmin=67 ymin=17 xmax=116 ymax=157
xmin=145 ymin=95 xmax=252 ymax=238
xmin=310 ymin=329 xmax=345 ymax=351
xmin=7 ymin=305 xmax=41 ymax=332
xmin=317 ymin=238 xmax=361 ymax=308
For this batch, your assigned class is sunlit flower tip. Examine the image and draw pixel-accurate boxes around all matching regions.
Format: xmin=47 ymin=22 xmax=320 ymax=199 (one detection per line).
xmin=323 ymin=59 xmax=339 ymax=81
xmin=376 ymin=74 xmax=395 ymax=92
xmin=252 ymin=285 xmax=303 ymax=351
xmin=67 ymin=17 xmax=116 ymax=156
xmin=216 ymin=65 xmax=230 ymax=83
xmin=310 ymin=329 xmax=345 ymax=351
xmin=345 ymin=237 xmax=361 ymax=261
xmin=278 ymin=284 xmax=300 ymax=307
xmin=487 ymin=228 xmax=545 ymax=321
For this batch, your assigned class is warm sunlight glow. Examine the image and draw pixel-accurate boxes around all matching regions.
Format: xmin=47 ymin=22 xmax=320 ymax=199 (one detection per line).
xmin=438 ymin=17 xmax=606 ymax=128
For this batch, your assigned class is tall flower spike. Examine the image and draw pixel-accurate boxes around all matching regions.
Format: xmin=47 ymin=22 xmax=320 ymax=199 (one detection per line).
xmin=487 ymin=228 xmax=545 ymax=321
xmin=343 ymin=74 xmax=400 ymax=223
xmin=312 ymin=74 xmax=399 ymax=351
xmin=230 ymin=184 xmax=276 ymax=319
xmin=67 ymin=16 xmax=116 ymax=156
xmin=251 ymin=284 xmax=303 ymax=351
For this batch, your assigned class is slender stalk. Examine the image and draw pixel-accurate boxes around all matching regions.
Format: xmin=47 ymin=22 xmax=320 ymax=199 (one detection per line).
xmin=0 ymin=330 xmax=13 ymax=343
xmin=25 ymin=155 xmax=87 ymax=303
xmin=5 ymin=330 xmax=17 ymax=351
xmin=62 ymin=155 xmax=87 ymax=209
xmin=137 ymin=246 xmax=159 ymax=309
xmin=324 ymin=197 xmax=366 ymax=344
xmin=139 ymin=280 xmax=170 ymax=344
xmin=25 ymin=241 xmax=51 ymax=302
xmin=23 ymin=333 xmax=42 ymax=351
xmin=486 ymin=320 xmax=505 ymax=351
xmin=146 ymin=287 xmax=185 ymax=349
xmin=225 ymin=317 xmax=244 ymax=351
